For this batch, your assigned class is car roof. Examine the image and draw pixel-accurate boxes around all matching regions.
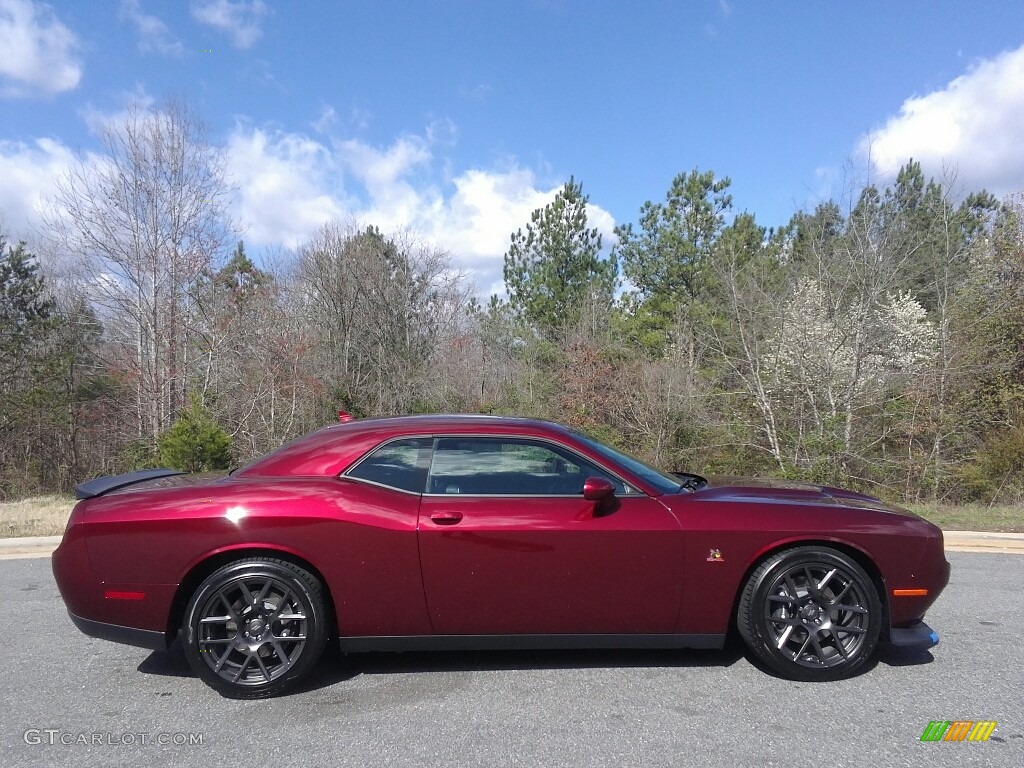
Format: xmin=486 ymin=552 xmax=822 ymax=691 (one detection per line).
xmin=235 ymin=414 xmax=580 ymax=479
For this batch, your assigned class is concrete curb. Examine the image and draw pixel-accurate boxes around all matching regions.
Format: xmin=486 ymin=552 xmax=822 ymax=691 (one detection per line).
xmin=1 ymin=531 xmax=1022 ymax=560
xmin=0 ymin=535 xmax=62 ymax=558
xmin=941 ymin=530 xmax=1024 ymax=554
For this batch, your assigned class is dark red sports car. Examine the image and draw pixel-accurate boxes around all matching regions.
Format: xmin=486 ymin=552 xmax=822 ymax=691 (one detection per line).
xmin=53 ymin=415 xmax=949 ymax=698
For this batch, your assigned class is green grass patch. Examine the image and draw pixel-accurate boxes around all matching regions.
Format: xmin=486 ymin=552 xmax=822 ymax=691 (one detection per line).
xmin=907 ymin=503 xmax=1024 ymax=533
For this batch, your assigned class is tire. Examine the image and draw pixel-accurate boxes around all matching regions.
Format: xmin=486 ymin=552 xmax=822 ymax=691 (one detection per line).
xmin=737 ymin=546 xmax=881 ymax=681
xmin=182 ymin=557 xmax=330 ymax=698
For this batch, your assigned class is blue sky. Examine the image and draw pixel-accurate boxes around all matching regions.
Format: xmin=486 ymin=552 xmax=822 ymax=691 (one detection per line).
xmin=2 ymin=0 xmax=1023 ymax=293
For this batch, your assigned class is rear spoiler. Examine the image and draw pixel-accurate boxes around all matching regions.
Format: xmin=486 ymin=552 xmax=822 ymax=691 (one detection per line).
xmin=75 ymin=468 xmax=185 ymax=500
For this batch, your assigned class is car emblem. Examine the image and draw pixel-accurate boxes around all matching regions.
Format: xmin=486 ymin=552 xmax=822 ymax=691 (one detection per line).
xmin=707 ymin=549 xmax=724 ymax=563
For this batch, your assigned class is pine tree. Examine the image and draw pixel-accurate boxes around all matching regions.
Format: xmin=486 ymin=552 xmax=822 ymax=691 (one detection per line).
xmin=503 ymin=177 xmax=616 ymax=340
xmin=158 ymin=394 xmax=233 ymax=472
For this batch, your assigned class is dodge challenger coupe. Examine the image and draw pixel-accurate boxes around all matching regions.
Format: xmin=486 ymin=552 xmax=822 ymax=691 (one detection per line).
xmin=53 ymin=414 xmax=949 ymax=698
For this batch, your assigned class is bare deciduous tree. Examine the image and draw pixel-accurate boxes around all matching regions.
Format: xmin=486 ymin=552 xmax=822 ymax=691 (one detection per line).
xmin=45 ymin=98 xmax=235 ymax=445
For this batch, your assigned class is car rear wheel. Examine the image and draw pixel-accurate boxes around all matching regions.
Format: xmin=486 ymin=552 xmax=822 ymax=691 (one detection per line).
xmin=182 ymin=558 xmax=329 ymax=698
xmin=737 ymin=546 xmax=881 ymax=681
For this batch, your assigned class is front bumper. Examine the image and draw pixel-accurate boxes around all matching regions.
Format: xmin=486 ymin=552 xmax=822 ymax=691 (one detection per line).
xmin=888 ymin=619 xmax=939 ymax=649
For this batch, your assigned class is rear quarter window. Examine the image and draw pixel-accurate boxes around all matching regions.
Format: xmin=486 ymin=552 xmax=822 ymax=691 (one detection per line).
xmin=345 ymin=438 xmax=432 ymax=493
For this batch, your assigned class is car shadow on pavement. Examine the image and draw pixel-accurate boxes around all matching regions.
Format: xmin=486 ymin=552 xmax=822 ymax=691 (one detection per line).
xmin=137 ymin=642 xmax=192 ymax=678
xmin=877 ymin=645 xmax=935 ymax=668
xmin=136 ymin=643 xmax=747 ymax=697
xmin=282 ymin=642 xmax=749 ymax=696
xmin=737 ymin=642 xmax=933 ymax=681
xmin=136 ymin=639 xmax=925 ymax=695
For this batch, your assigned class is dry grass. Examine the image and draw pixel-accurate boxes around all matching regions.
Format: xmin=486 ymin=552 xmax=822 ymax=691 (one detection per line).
xmin=0 ymin=495 xmax=75 ymax=538
xmin=907 ymin=503 xmax=1024 ymax=533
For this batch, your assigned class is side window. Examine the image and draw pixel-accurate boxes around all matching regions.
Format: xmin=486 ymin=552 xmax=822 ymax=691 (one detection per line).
xmin=427 ymin=437 xmax=626 ymax=495
xmin=346 ymin=438 xmax=432 ymax=493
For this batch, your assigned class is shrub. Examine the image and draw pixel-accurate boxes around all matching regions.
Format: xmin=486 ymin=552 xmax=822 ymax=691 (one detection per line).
xmin=158 ymin=396 xmax=232 ymax=473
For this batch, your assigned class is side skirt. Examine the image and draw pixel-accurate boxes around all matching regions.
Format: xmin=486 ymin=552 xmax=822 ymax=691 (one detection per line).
xmin=337 ymin=633 xmax=725 ymax=654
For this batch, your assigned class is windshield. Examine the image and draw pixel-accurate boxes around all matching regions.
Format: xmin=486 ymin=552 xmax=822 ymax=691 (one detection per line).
xmin=572 ymin=432 xmax=683 ymax=494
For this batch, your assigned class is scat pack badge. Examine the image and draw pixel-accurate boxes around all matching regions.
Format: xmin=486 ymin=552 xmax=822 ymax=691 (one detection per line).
xmin=706 ymin=548 xmax=725 ymax=563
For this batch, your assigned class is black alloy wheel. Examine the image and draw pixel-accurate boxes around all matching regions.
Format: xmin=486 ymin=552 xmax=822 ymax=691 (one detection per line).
xmin=737 ymin=546 xmax=882 ymax=681
xmin=182 ymin=558 xmax=329 ymax=698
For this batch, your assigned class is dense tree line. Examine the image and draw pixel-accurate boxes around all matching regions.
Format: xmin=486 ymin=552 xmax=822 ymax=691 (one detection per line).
xmin=2 ymin=101 xmax=1023 ymax=504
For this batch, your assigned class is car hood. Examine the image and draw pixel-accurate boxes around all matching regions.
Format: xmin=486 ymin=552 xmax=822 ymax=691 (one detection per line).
xmin=690 ymin=475 xmax=912 ymax=515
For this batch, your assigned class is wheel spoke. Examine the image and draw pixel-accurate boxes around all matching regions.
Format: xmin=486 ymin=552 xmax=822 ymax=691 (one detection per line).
xmin=237 ymin=581 xmax=255 ymax=607
xmin=253 ymin=579 xmax=273 ymax=608
xmin=808 ymin=632 xmax=828 ymax=664
xmin=783 ymin=574 xmax=801 ymax=599
xmin=776 ymin=625 xmax=795 ymax=649
xmin=827 ymin=629 xmax=849 ymax=659
xmin=199 ymin=615 xmax=233 ymax=625
xmin=793 ymin=633 xmax=812 ymax=661
xmin=272 ymin=632 xmax=306 ymax=641
xmin=271 ymin=640 xmax=292 ymax=667
xmin=214 ymin=646 xmax=233 ymax=673
xmin=803 ymin=566 xmax=819 ymax=596
xmin=833 ymin=624 xmax=866 ymax=635
xmin=217 ymin=592 xmax=240 ymax=620
xmin=816 ymin=568 xmax=838 ymax=593
xmin=832 ymin=603 xmax=867 ymax=614
xmin=828 ymin=581 xmax=853 ymax=605
xmin=768 ymin=593 xmax=797 ymax=605
xmin=231 ymin=653 xmax=253 ymax=683
xmin=254 ymin=652 xmax=273 ymax=683
xmin=267 ymin=593 xmax=298 ymax=621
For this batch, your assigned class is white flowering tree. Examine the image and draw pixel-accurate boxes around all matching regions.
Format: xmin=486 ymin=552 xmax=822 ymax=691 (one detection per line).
xmin=769 ymin=278 xmax=937 ymax=462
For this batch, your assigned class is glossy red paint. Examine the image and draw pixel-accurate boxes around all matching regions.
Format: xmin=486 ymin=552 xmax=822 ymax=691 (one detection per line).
xmin=52 ymin=414 xmax=950 ymax=655
xmin=418 ymin=493 xmax=684 ymax=634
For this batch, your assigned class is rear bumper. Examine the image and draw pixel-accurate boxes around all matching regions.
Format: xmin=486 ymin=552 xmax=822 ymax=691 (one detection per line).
xmin=68 ymin=611 xmax=169 ymax=652
xmin=888 ymin=619 xmax=939 ymax=649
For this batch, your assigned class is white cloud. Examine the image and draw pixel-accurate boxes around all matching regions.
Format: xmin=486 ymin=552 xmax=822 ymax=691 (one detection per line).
xmin=225 ymin=124 xmax=617 ymax=292
xmin=859 ymin=45 xmax=1024 ymax=196
xmin=79 ymin=86 xmax=156 ymax=136
xmin=0 ymin=136 xmax=76 ymax=240
xmin=1 ymin=114 xmax=618 ymax=297
xmin=458 ymin=83 xmax=492 ymax=103
xmin=119 ymin=0 xmax=183 ymax=56
xmin=226 ymin=127 xmax=351 ymax=249
xmin=191 ymin=0 xmax=269 ymax=49
xmin=311 ymin=105 xmax=336 ymax=134
xmin=0 ymin=0 xmax=81 ymax=96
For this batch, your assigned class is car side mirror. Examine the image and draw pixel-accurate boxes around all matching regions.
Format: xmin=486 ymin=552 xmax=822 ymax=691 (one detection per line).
xmin=582 ymin=476 xmax=616 ymax=501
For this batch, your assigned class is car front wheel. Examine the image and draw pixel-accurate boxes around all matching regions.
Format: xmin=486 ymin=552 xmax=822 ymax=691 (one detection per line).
xmin=737 ymin=546 xmax=882 ymax=681
xmin=182 ymin=558 xmax=329 ymax=698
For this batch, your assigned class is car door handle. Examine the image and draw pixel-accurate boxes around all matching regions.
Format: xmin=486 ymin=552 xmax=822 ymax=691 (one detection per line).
xmin=430 ymin=511 xmax=464 ymax=525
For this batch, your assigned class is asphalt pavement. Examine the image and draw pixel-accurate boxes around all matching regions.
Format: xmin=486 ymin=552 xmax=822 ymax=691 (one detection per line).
xmin=0 ymin=552 xmax=1021 ymax=768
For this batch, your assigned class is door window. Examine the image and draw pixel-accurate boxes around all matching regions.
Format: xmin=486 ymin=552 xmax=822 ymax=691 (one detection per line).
xmin=426 ymin=437 xmax=626 ymax=495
